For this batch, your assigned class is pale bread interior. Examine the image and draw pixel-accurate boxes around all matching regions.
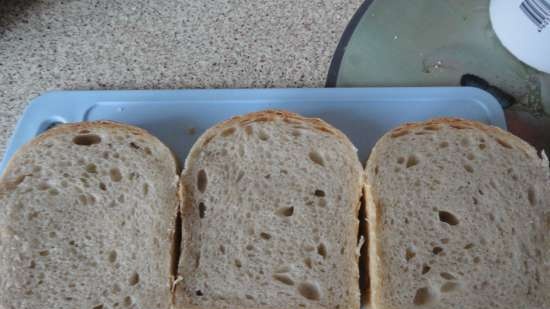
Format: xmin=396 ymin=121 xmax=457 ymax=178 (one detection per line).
xmin=365 ymin=119 xmax=550 ymax=309
xmin=0 ymin=122 xmax=179 ymax=309
xmin=175 ymin=111 xmax=364 ymax=309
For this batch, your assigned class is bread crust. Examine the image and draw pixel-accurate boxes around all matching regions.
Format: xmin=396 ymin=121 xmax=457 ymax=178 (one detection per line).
xmin=183 ymin=110 xmax=355 ymax=171
xmin=2 ymin=120 xmax=180 ymax=178
xmin=385 ymin=117 xmax=539 ymax=159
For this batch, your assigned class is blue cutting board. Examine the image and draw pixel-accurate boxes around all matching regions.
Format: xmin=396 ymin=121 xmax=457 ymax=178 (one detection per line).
xmin=0 ymin=87 xmax=505 ymax=172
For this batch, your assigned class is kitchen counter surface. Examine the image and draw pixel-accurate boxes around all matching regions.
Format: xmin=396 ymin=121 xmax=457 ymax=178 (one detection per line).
xmin=0 ymin=0 xmax=361 ymax=154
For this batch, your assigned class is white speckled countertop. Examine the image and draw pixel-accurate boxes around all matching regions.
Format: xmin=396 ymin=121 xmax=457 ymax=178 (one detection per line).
xmin=0 ymin=0 xmax=361 ymax=154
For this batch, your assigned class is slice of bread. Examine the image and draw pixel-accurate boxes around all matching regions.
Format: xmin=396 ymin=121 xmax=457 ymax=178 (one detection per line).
xmin=365 ymin=118 xmax=550 ymax=309
xmin=174 ymin=110 xmax=364 ymax=309
xmin=0 ymin=121 xmax=179 ymax=309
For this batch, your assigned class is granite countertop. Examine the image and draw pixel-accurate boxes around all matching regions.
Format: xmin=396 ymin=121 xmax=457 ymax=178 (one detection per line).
xmin=0 ymin=0 xmax=362 ymax=155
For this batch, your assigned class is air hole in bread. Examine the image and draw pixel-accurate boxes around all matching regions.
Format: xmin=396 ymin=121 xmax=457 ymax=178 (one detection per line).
xmin=527 ymin=186 xmax=536 ymax=206
xmin=276 ymin=206 xmax=294 ymax=217
xmin=405 ymin=247 xmax=416 ymax=261
xmin=467 ymin=153 xmax=475 ymax=160
xmin=129 ymin=142 xmax=140 ymax=150
xmin=48 ymin=188 xmax=59 ymax=196
xmin=422 ymin=264 xmax=431 ymax=274
xmin=219 ymin=244 xmax=225 ymax=254
xmin=464 ymin=243 xmax=474 ymax=250
xmin=292 ymin=130 xmax=302 ymax=137
xmin=245 ymin=294 xmax=254 ymax=300
xmin=463 ymin=164 xmax=474 ymax=173
xmin=246 ymin=244 xmax=254 ymax=251
xmin=309 ymin=151 xmax=325 ymax=167
xmin=479 ymin=143 xmax=486 ymax=150
xmin=413 ymin=287 xmax=436 ymax=305
xmin=441 ymin=282 xmax=461 ymax=293
xmin=432 ymin=247 xmax=443 ymax=255
xmin=39 ymin=250 xmax=49 ymax=256
xmin=38 ymin=182 xmax=50 ymax=190
xmin=110 ymin=168 xmax=122 ymax=182
xmin=406 ymin=155 xmax=419 ymax=168
xmin=473 ymin=256 xmax=481 ymax=263
xmin=195 ymin=290 xmax=203 ymax=296
xmin=197 ymin=169 xmax=207 ymax=193
xmin=221 ymin=127 xmax=236 ymax=137
xmin=317 ymin=243 xmax=327 ymax=259
xmin=390 ymin=130 xmax=410 ymax=138
xmin=273 ymin=273 xmax=294 ymax=286
xmin=439 ymin=211 xmax=459 ymax=225
xmin=297 ymin=281 xmax=321 ymax=300
xmin=143 ymin=183 xmax=149 ymax=196
xmin=478 ymin=189 xmax=484 ymax=195
xmin=85 ymin=163 xmax=97 ymax=174
xmin=92 ymin=304 xmax=104 ymax=309
xmin=49 ymin=231 xmax=56 ymax=238
xmin=496 ymin=138 xmax=512 ymax=149
xmin=440 ymin=272 xmax=456 ymax=280
xmin=397 ymin=157 xmax=405 ymax=164
xmin=234 ymin=259 xmax=242 ymax=268
xmin=108 ymin=251 xmax=117 ymax=263
xmin=123 ymin=296 xmax=132 ymax=307
xmin=258 ymin=130 xmax=270 ymax=141
xmin=236 ymin=171 xmax=245 ymax=183
xmin=415 ymin=131 xmax=430 ymax=135
xmin=314 ymin=190 xmax=325 ymax=197
xmin=304 ymin=257 xmax=312 ymax=268
xmin=73 ymin=134 xmax=101 ymax=146
xmin=374 ymin=166 xmax=379 ymax=175
xmin=439 ymin=141 xmax=449 ymax=148
xmin=198 ymin=203 xmax=206 ymax=219
xmin=99 ymin=182 xmax=107 ymax=191
xmin=27 ymin=211 xmax=39 ymax=220
xmin=260 ymin=232 xmax=271 ymax=240
xmin=128 ymin=272 xmax=140 ymax=286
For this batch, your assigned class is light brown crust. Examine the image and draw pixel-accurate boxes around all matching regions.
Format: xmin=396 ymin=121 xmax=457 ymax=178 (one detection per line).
xmin=385 ymin=117 xmax=538 ymax=159
xmin=185 ymin=110 xmax=353 ymax=166
xmin=182 ymin=109 xmax=358 ymax=185
xmin=1 ymin=120 xmax=180 ymax=179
